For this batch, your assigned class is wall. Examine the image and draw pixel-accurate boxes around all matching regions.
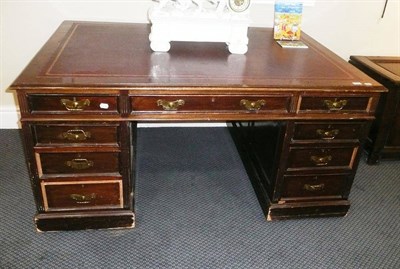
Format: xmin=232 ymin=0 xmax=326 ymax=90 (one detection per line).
xmin=1 ymin=0 xmax=399 ymax=128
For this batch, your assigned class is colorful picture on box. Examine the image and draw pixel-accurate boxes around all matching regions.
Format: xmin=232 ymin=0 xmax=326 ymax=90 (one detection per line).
xmin=274 ymin=1 xmax=303 ymax=40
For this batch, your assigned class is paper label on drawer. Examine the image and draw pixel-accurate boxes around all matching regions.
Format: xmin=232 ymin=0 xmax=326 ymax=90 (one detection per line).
xmin=99 ymin=103 xmax=109 ymax=109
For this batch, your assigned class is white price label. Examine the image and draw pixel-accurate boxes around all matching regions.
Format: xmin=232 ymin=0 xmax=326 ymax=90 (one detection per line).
xmin=99 ymin=103 xmax=109 ymax=109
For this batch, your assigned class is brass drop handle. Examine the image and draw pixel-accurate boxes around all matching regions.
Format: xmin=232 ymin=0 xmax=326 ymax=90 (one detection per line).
xmin=157 ymin=99 xmax=185 ymax=111
xmin=61 ymin=129 xmax=91 ymax=141
xmin=65 ymin=158 xmax=94 ymax=170
xmin=304 ymin=183 xmax=325 ymax=192
xmin=310 ymin=155 xmax=332 ymax=166
xmin=323 ymin=98 xmax=348 ymax=111
xmin=60 ymin=98 xmax=90 ymax=111
xmin=316 ymin=129 xmax=339 ymax=140
xmin=240 ymin=99 xmax=266 ymax=111
xmin=70 ymin=193 xmax=97 ymax=204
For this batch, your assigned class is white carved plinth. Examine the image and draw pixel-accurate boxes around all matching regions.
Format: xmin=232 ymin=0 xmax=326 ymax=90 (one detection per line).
xmin=148 ymin=0 xmax=251 ymax=54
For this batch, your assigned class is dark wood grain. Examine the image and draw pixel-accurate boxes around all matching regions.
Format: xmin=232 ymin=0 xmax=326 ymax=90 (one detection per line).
xmin=9 ymin=21 xmax=388 ymax=229
xmin=43 ymin=181 xmax=122 ymax=211
xmin=33 ymin=123 xmax=119 ymax=145
xmin=10 ymin=21 xmax=383 ymax=90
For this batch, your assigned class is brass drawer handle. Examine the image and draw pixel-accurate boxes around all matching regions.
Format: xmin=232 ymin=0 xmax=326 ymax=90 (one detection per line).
xmin=316 ymin=129 xmax=339 ymax=140
xmin=304 ymin=183 xmax=325 ymax=192
xmin=157 ymin=99 xmax=185 ymax=111
xmin=60 ymin=98 xmax=90 ymax=111
xmin=70 ymin=193 xmax=97 ymax=204
xmin=310 ymin=155 xmax=332 ymax=166
xmin=65 ymin=158 xmax=94 ymax=170
xmin=61 ymin=129 xmax=91 ymax=141
xmin=323 ymin=98 xmax=348 ymax=111
xmin=240 ymin=99 xmax=266 ymax=111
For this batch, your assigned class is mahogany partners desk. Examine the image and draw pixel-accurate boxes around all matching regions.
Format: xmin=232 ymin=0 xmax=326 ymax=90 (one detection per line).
xmin=10 ymin=21 xmax=385 ymax=231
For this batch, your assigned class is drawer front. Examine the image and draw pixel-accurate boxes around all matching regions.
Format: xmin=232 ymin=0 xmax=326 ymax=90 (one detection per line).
xmin=37 ymin=152 xmax=119 ymax=175
xmin=287 ymin=146 xmax=358 ymax=170
xmin=33 ymin=124 xmax=119 ymax=145
xmin=293 ymin=122 xmax=364 ymax=141
xmin=27 ymin=95 xmax=118 ymax=114
xmin=41 ymin=180 xmax=123 ymax=211
xmin=281 ymin=174 xmax=349 ymax=200
xmin=299 ymin=96 xmax=371 ymax=113
xmin=131 ymin=95 xmax=292 ymax=113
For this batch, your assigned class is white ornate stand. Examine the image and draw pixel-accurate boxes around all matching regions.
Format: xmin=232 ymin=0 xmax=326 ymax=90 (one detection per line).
xmin=148 ymin=0 xmax=251 ymax=54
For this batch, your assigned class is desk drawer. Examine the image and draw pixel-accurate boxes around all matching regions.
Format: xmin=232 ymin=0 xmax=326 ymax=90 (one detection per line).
xmin=281 ymin=174 xmax=348 ymax=200
xmin=36 ymin=152 xmax=120 ymax=175
xmin=27 ymin=94 xmax=118 ymax=114
xmin=33 ymin=124 xmax=119 ymax=145
xmin=131 ymin=95 xmax=292 ymax=113
xmin=299 ymin=96 xmax=371 ymax=113
xmin=293 ymin=122 xmax=364 ymax=141
xmin=41 ymin=180 xmax=123 ymax=211
xmin=287 ymin=146 xmax=358 ymax=170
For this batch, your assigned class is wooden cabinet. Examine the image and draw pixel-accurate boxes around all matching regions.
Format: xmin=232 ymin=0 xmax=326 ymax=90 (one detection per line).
xmin=349 ymin=56 xmax=400 ymax=164
xmin=229 ymin=119 xmax=368 ymax=220
xmin=21 ymin=120 xmax=135 ymax=231
xmin=9 ymin=21 xmax=385 ymax=231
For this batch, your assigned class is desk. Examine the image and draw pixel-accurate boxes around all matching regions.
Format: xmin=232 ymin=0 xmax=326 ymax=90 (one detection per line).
xmin=349 ymin=56 xmax=400 ymax=164
xmin=10 ymin=21 xmax=385 ymax=231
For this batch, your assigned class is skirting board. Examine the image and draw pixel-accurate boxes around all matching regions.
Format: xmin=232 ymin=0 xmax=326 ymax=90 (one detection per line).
xmin=0 ymin=107 xmax=21 ymax=129
xmin=0 ymin=109 xmax=227 ymax=129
